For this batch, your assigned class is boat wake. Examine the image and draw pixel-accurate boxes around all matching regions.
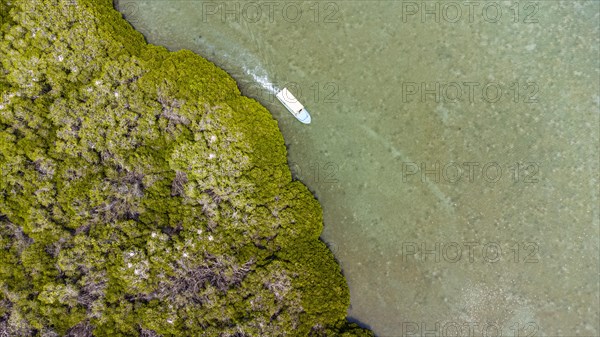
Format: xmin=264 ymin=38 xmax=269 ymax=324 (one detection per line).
xmin=242 ymin=64 xmax=278 ymax=94
xmin=196 ymin=20 xmax=279 ymax=97
xmin=194 ymin=21 xmax=311 ymax=123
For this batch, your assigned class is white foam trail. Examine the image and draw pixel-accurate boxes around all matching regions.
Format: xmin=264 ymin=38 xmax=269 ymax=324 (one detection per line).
xmin=199 ymin=34 xmax=277 ymax=95
xmin=242 ymin=64 xmax=277 ymax=94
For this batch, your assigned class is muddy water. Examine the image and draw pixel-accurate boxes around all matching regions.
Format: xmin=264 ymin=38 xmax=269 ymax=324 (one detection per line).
xmin=117 ymin=1 xmax=599 ymax=335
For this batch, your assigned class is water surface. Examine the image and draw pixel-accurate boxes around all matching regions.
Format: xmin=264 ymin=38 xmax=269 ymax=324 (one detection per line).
xmin=117 ymin=1 xmax=599 ymax=335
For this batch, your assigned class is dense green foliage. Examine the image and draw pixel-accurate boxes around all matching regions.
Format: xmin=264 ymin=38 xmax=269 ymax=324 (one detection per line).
xmin=0 ymin=0 xmax=374 ymax=336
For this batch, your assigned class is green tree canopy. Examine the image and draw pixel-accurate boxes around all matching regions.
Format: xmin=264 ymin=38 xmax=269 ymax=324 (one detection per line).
xmin=0 ymin=0 xmax=374 ymax=336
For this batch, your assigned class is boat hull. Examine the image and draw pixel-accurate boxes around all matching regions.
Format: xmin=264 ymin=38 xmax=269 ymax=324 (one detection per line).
xmin=276 ymin=87 xmax=312 ymax=124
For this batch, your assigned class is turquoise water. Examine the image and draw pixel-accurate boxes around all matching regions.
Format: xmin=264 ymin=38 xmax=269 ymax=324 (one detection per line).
xmin=117 ymin=1 xmax=599 ymax=335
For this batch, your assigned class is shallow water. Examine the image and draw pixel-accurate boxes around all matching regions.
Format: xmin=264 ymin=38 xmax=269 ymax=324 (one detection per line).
xmin=117 ymin=1 xmax=599 ymax=335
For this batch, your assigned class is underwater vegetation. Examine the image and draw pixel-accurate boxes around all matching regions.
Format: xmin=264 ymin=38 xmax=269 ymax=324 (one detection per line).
xmin=0 ymin=0 xmax=374 ymax=336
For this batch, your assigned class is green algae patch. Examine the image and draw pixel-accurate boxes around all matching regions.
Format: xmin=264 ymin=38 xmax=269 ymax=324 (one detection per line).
xmin=0 ymin=0 xmax=374 ymax=336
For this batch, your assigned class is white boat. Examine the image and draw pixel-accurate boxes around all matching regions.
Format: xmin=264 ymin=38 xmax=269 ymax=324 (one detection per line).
xmin=275 ymin=87 xmax=311 ymax=124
